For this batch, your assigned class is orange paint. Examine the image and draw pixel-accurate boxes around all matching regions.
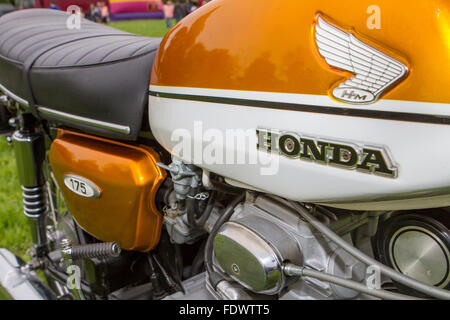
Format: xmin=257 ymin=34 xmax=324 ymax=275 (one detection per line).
xmin=49 ymin=130 xmax=166 ymax=252
xmin=151 ymin=0 xmax=450 ymax=104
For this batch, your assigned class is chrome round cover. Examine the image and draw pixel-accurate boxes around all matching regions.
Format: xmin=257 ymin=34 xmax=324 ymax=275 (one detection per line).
xmin=389 ymin=226 xmax=450 ymax=287
xmin=214 ymin=222 xmax=284 ymax=295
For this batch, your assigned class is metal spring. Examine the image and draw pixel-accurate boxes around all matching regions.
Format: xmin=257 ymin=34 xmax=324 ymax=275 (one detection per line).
xmin=69 ymin=242 xmax=121 ymax=260
xmin=21 ymin=186 xmax=47 ymax=218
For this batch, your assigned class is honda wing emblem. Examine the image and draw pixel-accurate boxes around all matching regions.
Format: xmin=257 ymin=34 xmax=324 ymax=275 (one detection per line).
xmin=314 ymin=15 xmax=408 ymax=104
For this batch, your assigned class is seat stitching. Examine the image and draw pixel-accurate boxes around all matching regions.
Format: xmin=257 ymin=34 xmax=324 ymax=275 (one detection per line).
xmin=99 ymin=38 xmax=155 ymax=63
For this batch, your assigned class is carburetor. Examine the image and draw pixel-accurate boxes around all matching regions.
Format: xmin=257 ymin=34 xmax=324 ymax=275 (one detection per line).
xmin=157 ymin=157 xmax=209 ymax=244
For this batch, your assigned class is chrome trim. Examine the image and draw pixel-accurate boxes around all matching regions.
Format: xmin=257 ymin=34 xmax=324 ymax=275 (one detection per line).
xmin=0 ymin=84 xmax=130 ymax=135
xmin=0 ymin=83 xmax=29 ymax=107
xmin=214 ymin=221 xmax=285 ymax=295
xmin=12 ymin=130 xmax=46 ymax=187
xmin=37 ymin=106 xmax=131 ymax=135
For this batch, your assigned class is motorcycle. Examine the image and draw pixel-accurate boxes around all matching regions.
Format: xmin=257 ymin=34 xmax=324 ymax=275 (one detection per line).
xmin=0 ymin=1 xmax=449 ymax=300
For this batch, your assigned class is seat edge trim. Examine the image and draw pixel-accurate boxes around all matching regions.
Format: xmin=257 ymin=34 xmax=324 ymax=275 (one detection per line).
xmin=37 ymin=106 xmax=131 ymax=135
xmin=0 ymin=83 xmax=131 ymax=135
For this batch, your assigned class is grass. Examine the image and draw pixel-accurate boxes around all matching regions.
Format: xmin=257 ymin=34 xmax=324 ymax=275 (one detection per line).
xmin=0 ymin=138 xmax=31 ymax=260
xmin=0 ymin=20 xmax=169 ymax=260
xmin=108 ymin=19 xmax=171 ymax=38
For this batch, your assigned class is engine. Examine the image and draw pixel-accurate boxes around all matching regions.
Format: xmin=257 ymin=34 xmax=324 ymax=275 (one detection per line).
xmin=212 ymin=195 xmax=370 ymax=299
xmin=159 ymin=163 xmax=383 ymax=300
xmin=146 ymin=157 xmax=449 ymax=300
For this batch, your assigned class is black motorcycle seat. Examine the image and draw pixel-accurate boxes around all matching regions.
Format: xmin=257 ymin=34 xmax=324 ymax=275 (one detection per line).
xmin=0 ymin=9 xmax=162 ymax=139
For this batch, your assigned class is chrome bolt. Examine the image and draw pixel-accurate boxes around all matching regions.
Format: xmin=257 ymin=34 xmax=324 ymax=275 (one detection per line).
xmin=8 ymin=117 xmax=18 ymax=128
xmin=111 ymin=242 xmax=121 ymax=256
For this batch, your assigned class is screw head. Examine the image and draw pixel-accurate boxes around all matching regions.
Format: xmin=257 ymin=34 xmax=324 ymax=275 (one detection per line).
xmin=231 ymin=263 xmax=240 ymax=274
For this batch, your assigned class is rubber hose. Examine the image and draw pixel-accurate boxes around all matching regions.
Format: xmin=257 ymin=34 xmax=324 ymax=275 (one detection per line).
xmin=186 ymin=187 xmax=200 ymax=228
xmin=204 ymin=192 xmax=246 ymax=288
xmin=196 ymin=191 xmax=217 ymax=227
xmin=187 ymin=189 xmax=217 ymax=229
xmin=286 ymin=200 xmax=450 ymax=300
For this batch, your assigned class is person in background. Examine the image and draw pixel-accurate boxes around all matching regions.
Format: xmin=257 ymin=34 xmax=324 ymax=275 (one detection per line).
xmin=87 ymin=4 xmax=95 ymax=21
xmin=49 ymin=1 xmax=61 ymax=10
xmin=92 ymin=2 xmax=102 ymax=22
xmin=184 ymin=0 xmax=191 ymax=14
xmin=100 ymin=2 xmax=109 ymax=23
xmin=189 ymin=0 xmax=197 ymax=13
xmin=174 ymin=0 xmax=187 ymax=23
xmin=163 ymin=0 xmax=174 ymax=28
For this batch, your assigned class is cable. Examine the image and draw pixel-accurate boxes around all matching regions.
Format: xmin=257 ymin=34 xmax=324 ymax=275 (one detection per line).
xmin=204 ymin=192 xmax=246 ymax=288
xmin=283 ymin=263 xmax=420 ymax=300
xmin=284 ymin=200 xmax=450 ymax=300
xmin=147 ymin=254 xmax=166 ymax=300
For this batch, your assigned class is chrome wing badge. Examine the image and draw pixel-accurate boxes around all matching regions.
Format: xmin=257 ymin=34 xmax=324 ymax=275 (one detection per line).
xmin=314 ymin=16 xmax=408 ymax=104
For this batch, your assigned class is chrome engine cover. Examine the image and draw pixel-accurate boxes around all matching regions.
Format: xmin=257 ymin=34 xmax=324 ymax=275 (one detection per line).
xmin=214 ymin=220 xmax=299 ymax=295
xmin=213 ymin=194 xmax=371 ymax=299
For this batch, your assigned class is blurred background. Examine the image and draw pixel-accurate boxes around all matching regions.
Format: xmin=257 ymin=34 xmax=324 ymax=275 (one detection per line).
xmin=0 ymin=0 xmax=206 ymax=36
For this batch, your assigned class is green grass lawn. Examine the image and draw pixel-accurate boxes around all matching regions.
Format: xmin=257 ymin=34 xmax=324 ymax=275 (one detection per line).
xmin=108 ymin=19 xmax=170 ymax=38
xmin=0 ymin=20 xmax=169 ymax=260
xmin=0 ymin=138 xmax=30 ymax=260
